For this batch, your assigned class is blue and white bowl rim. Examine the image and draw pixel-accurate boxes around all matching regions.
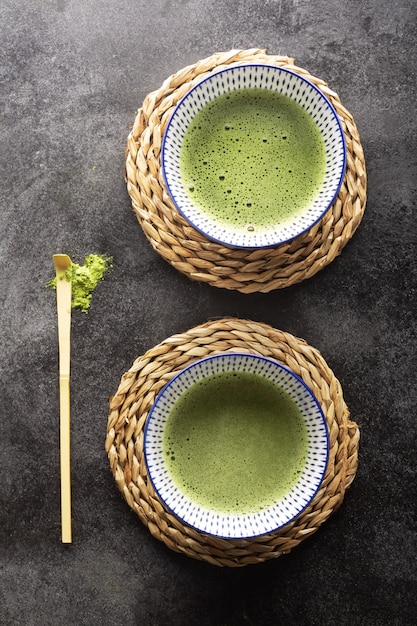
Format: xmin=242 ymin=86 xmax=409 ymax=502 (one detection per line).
xmin=144 ymin=352 xmax=330 ymax=539
xmin=161 ymin=63 xmax=347 ymax=250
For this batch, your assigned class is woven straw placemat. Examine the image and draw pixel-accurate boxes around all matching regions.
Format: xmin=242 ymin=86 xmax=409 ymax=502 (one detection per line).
xmin=106 ymin=318 xmax=359 ymax=567
xmin=125 ymin=49 xmax=366 ymax=293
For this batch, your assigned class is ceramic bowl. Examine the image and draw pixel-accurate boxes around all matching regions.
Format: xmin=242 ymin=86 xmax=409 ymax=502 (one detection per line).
xmin=144 ymin=353 xmax=329 ymax=539
xmin=161 ymin=64 xmax=346 ymax=249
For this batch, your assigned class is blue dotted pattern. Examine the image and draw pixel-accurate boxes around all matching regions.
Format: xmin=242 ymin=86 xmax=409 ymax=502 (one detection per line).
xmin=144 ymin=352 xmax=329 ymax=539
xmin=161 ymin=64 xmax=346 ymax=249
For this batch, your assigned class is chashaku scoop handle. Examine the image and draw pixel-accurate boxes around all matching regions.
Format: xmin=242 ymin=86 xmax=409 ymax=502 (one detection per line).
xmin=53 ymin=254 xmax=72 ymax=543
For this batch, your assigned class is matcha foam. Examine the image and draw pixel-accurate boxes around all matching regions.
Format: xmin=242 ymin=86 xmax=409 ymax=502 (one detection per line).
xmin=163 ymin=371 xmax=308 ymax=515
xmin=180 ymin=88 xmax=326 ymax=230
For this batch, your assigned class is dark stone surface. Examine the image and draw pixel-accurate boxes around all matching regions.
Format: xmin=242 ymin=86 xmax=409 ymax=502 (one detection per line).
xmin=1 ymin=1 xmax=416 ymax=624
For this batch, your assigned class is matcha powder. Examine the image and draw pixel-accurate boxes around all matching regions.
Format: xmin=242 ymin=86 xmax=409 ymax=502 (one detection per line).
xmin=48 ymin=254 xmax=113 ymax=313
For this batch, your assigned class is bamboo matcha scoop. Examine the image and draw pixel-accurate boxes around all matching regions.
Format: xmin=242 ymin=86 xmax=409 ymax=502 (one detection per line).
xmin=53 ymin=254 xmax=72 ymax=543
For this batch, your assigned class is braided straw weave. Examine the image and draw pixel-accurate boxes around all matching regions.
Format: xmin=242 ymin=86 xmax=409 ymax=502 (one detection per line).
xmin=106 ymin=318 xmax=359 ymax=567
xmin=125 ymin=49 xmax=366 ymax=293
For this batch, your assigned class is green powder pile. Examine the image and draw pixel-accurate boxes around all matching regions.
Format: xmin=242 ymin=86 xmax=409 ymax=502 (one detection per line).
xmin=48 ymin=254 xmax=113 ymax=313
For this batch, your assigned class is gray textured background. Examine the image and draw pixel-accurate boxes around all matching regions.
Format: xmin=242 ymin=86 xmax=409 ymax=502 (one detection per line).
xmin=1 ymin=1 xmax=416 ymax=624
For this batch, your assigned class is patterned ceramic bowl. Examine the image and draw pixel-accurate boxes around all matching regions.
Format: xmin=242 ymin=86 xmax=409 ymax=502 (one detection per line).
xmin=144 ymin=353 xmax=329 ymax=539
xmin=161 ymin=64 xmax=346 ymax=249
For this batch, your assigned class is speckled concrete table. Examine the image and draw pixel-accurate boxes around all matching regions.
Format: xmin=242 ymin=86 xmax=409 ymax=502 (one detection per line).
xmin=1 ymin=1 xmax=416 ymax=624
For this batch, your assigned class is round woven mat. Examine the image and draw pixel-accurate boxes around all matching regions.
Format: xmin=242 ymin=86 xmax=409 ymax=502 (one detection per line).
xmin=125 ymin=48 xmax=366 ymax=293
xmin=106 ymin=318 xmax=360 ymax=567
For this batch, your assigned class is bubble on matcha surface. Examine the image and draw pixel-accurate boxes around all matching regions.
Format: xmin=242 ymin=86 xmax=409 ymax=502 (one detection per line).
xmin=47 ymin=253 xmax=113 ymax=313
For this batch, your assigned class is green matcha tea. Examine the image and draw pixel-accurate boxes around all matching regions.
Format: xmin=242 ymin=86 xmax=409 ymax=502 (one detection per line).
xmin=180 ymin=88 xmax=326 ymax=231
xmin=163 ymin=371 xmax=308 ymax=515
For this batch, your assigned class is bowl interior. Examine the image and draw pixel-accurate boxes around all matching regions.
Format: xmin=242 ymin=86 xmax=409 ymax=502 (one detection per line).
xmin=144 ymin=353 xmax=329 ymax=539
xmin=162 ymin=64 xmax=346 ymax=249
